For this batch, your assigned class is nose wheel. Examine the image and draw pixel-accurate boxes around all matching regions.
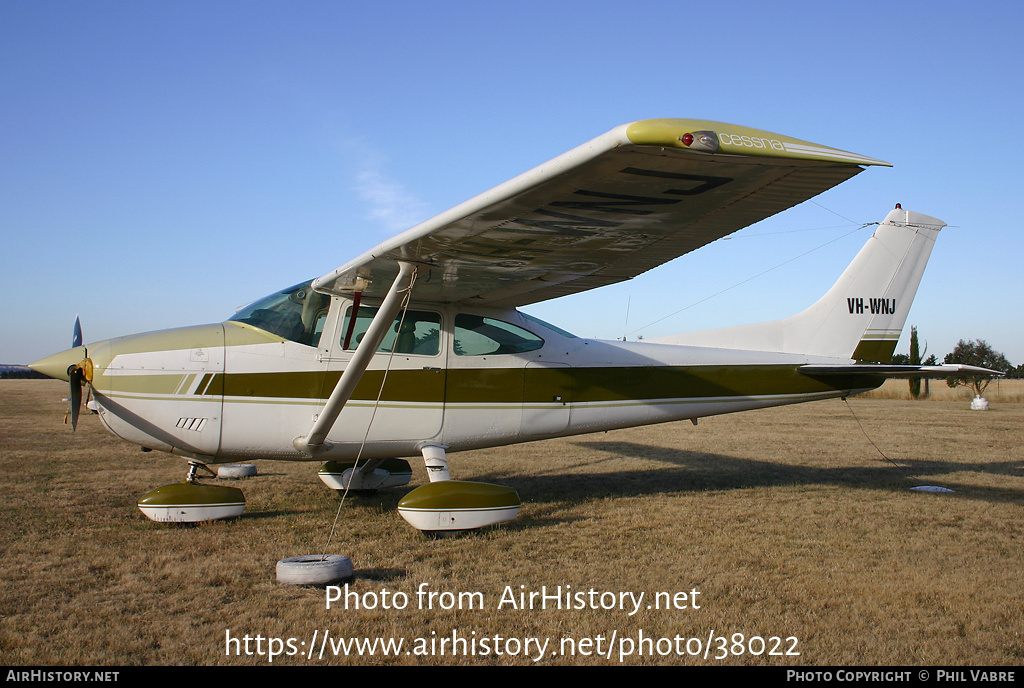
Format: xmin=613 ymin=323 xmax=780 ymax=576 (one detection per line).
xmin=137 ymin=460 xmax=246 ymax=523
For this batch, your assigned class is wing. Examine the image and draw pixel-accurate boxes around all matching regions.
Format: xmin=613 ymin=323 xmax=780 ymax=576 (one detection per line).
xmin=314 ymin=119 xmax=890 ymax=307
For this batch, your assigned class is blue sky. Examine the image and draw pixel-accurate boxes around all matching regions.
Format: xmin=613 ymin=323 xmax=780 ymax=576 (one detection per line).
xmin=3 ymin=1 xmax=1022 ymax=364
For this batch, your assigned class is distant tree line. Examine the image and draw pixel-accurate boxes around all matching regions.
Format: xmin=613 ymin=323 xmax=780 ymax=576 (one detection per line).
xmin=0 ymin=366 xmax=47 ymax=379
xmin=891 ymin=334 xmax=1020 ymax=399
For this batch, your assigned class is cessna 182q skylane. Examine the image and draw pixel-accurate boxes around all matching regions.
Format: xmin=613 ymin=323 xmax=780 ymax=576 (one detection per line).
xmin=31 ymin=119 xmax=995 ymax=531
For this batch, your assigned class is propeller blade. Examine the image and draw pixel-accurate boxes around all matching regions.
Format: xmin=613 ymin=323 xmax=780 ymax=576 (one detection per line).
xmin=65 ymin=316 xmax=91 ymax=430
xmin=69 ymin=366 xmax=83 ymax=431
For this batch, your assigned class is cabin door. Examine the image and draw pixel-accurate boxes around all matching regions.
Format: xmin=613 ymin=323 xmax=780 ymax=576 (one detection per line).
xmin=326 ymin=302 xmax=447 ymax=443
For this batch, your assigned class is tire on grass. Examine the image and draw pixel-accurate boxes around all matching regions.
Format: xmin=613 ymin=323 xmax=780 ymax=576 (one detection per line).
xmin=218 ymin=463 xmax=257 ymax=479
xmin=276 ymin=554 xmax=353 ymax=586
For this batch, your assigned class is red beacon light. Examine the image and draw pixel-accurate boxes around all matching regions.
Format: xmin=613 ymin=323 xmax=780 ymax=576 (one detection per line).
xmin=677 ymin=130 xmax=719 ymax=153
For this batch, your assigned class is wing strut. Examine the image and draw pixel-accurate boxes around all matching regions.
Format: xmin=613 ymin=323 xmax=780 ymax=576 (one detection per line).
xmin=294 ymin=261 xmax=417 ymax=455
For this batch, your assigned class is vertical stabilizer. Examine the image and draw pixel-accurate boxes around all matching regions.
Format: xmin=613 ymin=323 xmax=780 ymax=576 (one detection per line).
xmin=652 ymin=208 xmax=945 ymax=361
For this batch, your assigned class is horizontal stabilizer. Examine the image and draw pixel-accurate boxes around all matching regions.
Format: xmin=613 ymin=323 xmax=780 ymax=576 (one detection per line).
xmin=799 ymin=364 xmax=1003 ymax=378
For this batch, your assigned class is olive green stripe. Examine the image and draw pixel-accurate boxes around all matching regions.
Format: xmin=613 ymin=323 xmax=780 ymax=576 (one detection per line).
xmin=99 ymin=389 xmax=443 ymax=409
xmin=212 ymin=369 xmax=445 ymax=402
xmin=194 ymin=373 xmax=212 ymax=395
xmin=514 ymin=365 xmax=858 ymax=404
xmin=183 ymin=365 xmax=878 ymax=404
xmin=174 ymin=373 xmax=196 ymax=395
xmin=100 ymin=366 xmax=879 ymax=403
xmin=99 ymin=389 xmax=844 ymax=410
xmin=852 ymin=339 xmax=899 ymax=364
xmin=97 ymin=372 xmax=189 ymax=395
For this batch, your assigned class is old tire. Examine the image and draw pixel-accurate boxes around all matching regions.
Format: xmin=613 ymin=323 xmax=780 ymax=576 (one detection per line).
xmin=218 ymin=463 xmax=257 ymax=479
xmin=276 ymin=554 xmax=353 ymax=586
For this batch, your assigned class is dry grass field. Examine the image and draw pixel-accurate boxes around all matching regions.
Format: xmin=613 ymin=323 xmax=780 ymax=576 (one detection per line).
xmin=1 ymin=379 xmax=1021 ymax=666
xmin=862 ymin=378 xmax=1024 ymax=403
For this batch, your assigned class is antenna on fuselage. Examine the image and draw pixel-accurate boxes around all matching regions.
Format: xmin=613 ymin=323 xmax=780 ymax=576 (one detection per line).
xmin=622 ymin=295 xmax=631 ymax=341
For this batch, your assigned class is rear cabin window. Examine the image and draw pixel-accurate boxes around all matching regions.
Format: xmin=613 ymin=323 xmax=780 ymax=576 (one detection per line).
xmin=341 ymin=307 xmax=441 ymax=356
xmin=454 ymin=315 xmax=544 ymax=356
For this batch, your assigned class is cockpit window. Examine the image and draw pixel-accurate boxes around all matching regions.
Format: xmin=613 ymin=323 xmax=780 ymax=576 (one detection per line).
xmin=228 ymin=280 xmax=328 ymax=347
xmin=454 ymin=314 xmax=544 ymax=356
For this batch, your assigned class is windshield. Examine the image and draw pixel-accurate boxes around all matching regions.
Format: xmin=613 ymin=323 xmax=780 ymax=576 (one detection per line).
xmin=228 ymin=280 xmax=328 ymax=346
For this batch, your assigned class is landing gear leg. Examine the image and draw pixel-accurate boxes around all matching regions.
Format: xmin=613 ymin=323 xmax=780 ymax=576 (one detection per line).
xmin=421 ymin=444 xmax=451 ymax=482
xmin=186 ymin=460 xmax=216 ymax=483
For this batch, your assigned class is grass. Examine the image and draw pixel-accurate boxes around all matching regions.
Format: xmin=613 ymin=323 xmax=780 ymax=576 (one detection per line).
xmin=1 ymin=379 xmax=1021 ymax=665
xmin=861 ymin=378 xmax=1024 ymax=403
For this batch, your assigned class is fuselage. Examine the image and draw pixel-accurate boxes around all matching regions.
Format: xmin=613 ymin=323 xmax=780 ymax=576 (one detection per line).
xmin=61 ymin=290 xmax=881 ymax=465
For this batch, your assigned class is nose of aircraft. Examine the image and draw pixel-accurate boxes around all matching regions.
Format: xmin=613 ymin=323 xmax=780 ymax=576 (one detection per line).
xmin=29 ymin=346 xmax=88 ymax=382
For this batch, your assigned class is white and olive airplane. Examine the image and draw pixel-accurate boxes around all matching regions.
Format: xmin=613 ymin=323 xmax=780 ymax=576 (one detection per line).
xmin=31 ymin=119 xmax=995 ymax=531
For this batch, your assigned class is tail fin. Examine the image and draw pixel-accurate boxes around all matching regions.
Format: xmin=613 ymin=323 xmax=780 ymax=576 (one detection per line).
xmin=653 ymin=207 xmax=945 ymax=361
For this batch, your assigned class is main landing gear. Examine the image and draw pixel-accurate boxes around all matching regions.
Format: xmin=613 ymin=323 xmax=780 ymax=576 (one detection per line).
xmin=137 ymin=460 xmax=246 ymax=523
xmin=396 ymin=445 xmax=520 ymax=533
xmin=318 ymin=446 xmax=521 ymax=533
xmin=318 ymin=457 xmax=413 ymax=491
xmin=137 ymin=446 xmax=521 ymax=532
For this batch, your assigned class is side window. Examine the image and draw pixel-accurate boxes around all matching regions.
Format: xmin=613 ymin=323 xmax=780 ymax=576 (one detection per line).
xmin=341 ymin=307 xmax=441 ymax=355
xmin=454 ymin=315 xmax=544 ymax=356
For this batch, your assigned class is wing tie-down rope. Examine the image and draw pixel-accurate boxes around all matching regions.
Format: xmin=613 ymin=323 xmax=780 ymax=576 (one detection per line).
xmin=320 ymin=267 xmax=418 ymax=560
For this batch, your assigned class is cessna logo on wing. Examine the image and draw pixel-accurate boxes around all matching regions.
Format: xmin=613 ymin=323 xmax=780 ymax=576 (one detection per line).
xmin=847 ymin=298 xmax=896 ymax=315
xmin=718 ymin=132 xmax=786 ymax=152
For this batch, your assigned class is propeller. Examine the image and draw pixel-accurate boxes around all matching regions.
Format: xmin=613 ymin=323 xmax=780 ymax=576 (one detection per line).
xmin=65 ymin=317 xmax=93 ymax=431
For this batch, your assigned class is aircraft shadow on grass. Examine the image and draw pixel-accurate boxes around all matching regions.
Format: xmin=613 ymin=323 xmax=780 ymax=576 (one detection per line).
xmin=152 ymin=442 xmax=1023 ymax=529
xmin=463 ymin=440 xmax=1024 ymax=513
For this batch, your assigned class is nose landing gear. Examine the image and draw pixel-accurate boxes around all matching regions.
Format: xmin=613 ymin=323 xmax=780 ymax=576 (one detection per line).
xmin=137 ymin=460 xmax=246 ymax=523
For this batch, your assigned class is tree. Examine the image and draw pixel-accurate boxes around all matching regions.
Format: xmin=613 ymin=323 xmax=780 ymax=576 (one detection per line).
xmin=943 ymin=339 xmax=1012 ymax=397
xmin=921 ymin=353 xmax=938 ymax=398
xmin=908 ymin=326 xmax=923 ymax=399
